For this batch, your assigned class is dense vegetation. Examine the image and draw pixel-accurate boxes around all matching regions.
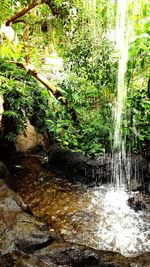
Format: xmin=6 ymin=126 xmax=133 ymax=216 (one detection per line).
xmin=0 ymin=0 xmax=149 ymax=155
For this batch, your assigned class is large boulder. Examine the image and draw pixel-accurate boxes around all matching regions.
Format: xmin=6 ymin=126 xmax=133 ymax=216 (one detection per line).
xmin=48 ymin=146 xmax=150 ymax=191
xmin=48 ymin=145 xmax=111 ymax=185
xmin=15 ymin=120 xmax=44 ymax=153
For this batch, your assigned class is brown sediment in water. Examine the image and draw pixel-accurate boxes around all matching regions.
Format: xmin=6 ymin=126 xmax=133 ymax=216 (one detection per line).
xmin=8 ymin=155 xmax=91 ymax=238
xmin=5 ymin=154 xmax=150 ymax=262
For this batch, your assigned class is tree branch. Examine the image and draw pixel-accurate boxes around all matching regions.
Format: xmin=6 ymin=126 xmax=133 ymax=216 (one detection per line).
xmin=9 ymin=61 xmax=78 ymax=122
xmin=5 ymin=0 xmax=60 ymax=26
xmin=5 ymin=1 xmax=78 ymax=122
xmin=6 ymin=1 xmax=41 ymax=26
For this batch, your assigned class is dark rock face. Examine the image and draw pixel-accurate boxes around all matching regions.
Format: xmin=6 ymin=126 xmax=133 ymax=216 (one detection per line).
xmin=48 ymin=146 xmax=150 ymax=190
xmin=47 ymin=145 xmax=150 ymax=192
xmin=48 ymin=145 xmax=111 ymax=185
xmin=0 ymin=160 xmax=9 ymax=179
xmin=0 ymin=140 xmax=16 ymax=161
xmin=15 ymin=233 xmax=54 ymax=253
xmin=144 ymin=142 xmax=150 ymax=160
xmin=128 ymin=196 xmax=146 ymax=211
xmin=129 ymin=156 xmax=150 ymax=193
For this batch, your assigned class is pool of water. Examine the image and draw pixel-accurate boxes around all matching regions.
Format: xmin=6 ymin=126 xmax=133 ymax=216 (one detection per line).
xmin=9 ymin=156 xmax=150 ymax=258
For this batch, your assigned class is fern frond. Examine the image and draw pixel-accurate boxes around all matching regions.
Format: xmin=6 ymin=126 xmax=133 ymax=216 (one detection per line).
xmin=0 ymin=0 xmax=12 ymax=25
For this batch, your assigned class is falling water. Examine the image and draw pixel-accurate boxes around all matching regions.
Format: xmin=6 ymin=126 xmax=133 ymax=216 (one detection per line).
xmin=75 ymin=0 xmax=150 ymax=258
xmin=112 ymin=0 xmax=130 ymax=188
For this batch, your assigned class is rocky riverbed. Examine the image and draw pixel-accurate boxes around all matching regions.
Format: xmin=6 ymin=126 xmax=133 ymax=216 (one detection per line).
xmin=0 ymin=154 xmax=150 ymax=266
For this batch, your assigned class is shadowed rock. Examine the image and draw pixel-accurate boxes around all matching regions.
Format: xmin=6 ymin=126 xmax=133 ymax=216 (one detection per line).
xmin=48 ymin=145 xmax=150 ymax=191
xmin=128 ymin=197 xmax=144 ymax=211
xmin=0 ymin=160 xmax=9 ymax=179
xmin=48 ymin=145 xmax=111 ymax=185
xmin=15 ymin=233 xmax=54 ymax=253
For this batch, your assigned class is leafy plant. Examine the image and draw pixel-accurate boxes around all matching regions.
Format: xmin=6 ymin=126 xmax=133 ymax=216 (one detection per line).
xmin=0 ymin=58 xmax=50 ymax=141
xmin=0 ymin=0 xmax=12 ymax=24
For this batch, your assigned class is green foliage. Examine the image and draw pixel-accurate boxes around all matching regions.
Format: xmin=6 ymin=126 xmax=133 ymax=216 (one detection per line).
xmin=126 ymin=80 xmax=150 ymax=153
xmin=45 ymin=101 xmax=112 ymax=155
xmin=0 ymin=0 xmax=149 ymax=156
xmin=0 ymin=0 xmax=121 ymax=155
xmin=54 ymin=21 xmax=116 ymax=154
xmin=0 ymin=58 xmax=50 ymax=141
xmin=0 ymin=0 xmax=12 ymax=24
xmin=125 ymin=1 xmax=150 ymax=153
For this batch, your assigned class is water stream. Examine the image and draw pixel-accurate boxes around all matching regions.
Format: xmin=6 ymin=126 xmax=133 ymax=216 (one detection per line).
xmin=9 ymin=155 xmax=150 ymax=259
xmin=112 ymin=0 xmax=129 ymax=188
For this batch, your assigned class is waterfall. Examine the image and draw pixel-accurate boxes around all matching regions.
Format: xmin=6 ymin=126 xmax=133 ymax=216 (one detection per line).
xmin=112 ymin=0 xmax=130 ymax=188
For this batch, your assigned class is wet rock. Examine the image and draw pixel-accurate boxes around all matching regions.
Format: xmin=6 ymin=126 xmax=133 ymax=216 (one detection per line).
xmin=128 ymin=196 xmax=146 ymax=211
xmin=129 ymin=179 xmax=143 ymax=191
xmin=0 ymin=160 xmax=9 ymax=179
xmin=35 ymin=245 xmax=130 ymax=267
xmin=0 ymin=241 xmax=131 ymax=267
xmin=68 ymin=253 xmax=100 ymax=267
xmin=48 ymin=145 xmax=111 ymax=185
xmin=15 ymin=233 xmax=54 ymax=253
xmin=0 ymin=179 xmax=54 ymax=256
xmin=48 ymin=146 xmax=150 ymax=191
xmin=16 ymin=195 xmax=34 ymax=216
xmin=0 ymin=251 xmax=52 ymax=267
xmin=129 ymin=156 xmax=150 ymax=193
xmin=130 ymin=252 xmax=150 ymax=267
xmin=100 ymin=264 xmax=122 ymax=267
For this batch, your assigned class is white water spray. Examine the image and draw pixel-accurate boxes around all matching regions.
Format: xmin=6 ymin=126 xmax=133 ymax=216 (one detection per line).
xmin=87 ymin=186 xmax=150 ymax=257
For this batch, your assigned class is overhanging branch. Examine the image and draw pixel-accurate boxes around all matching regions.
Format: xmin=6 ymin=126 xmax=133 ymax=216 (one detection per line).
xmin=6 ymin=1 xmax=40 ymax=26
xmin=5 ymin=0 xmax=60 ymax=26
xmin=5 ymin=1 xmax=78 ymax=123
xmin=10 ymin=61 xmax=78 ymax=122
